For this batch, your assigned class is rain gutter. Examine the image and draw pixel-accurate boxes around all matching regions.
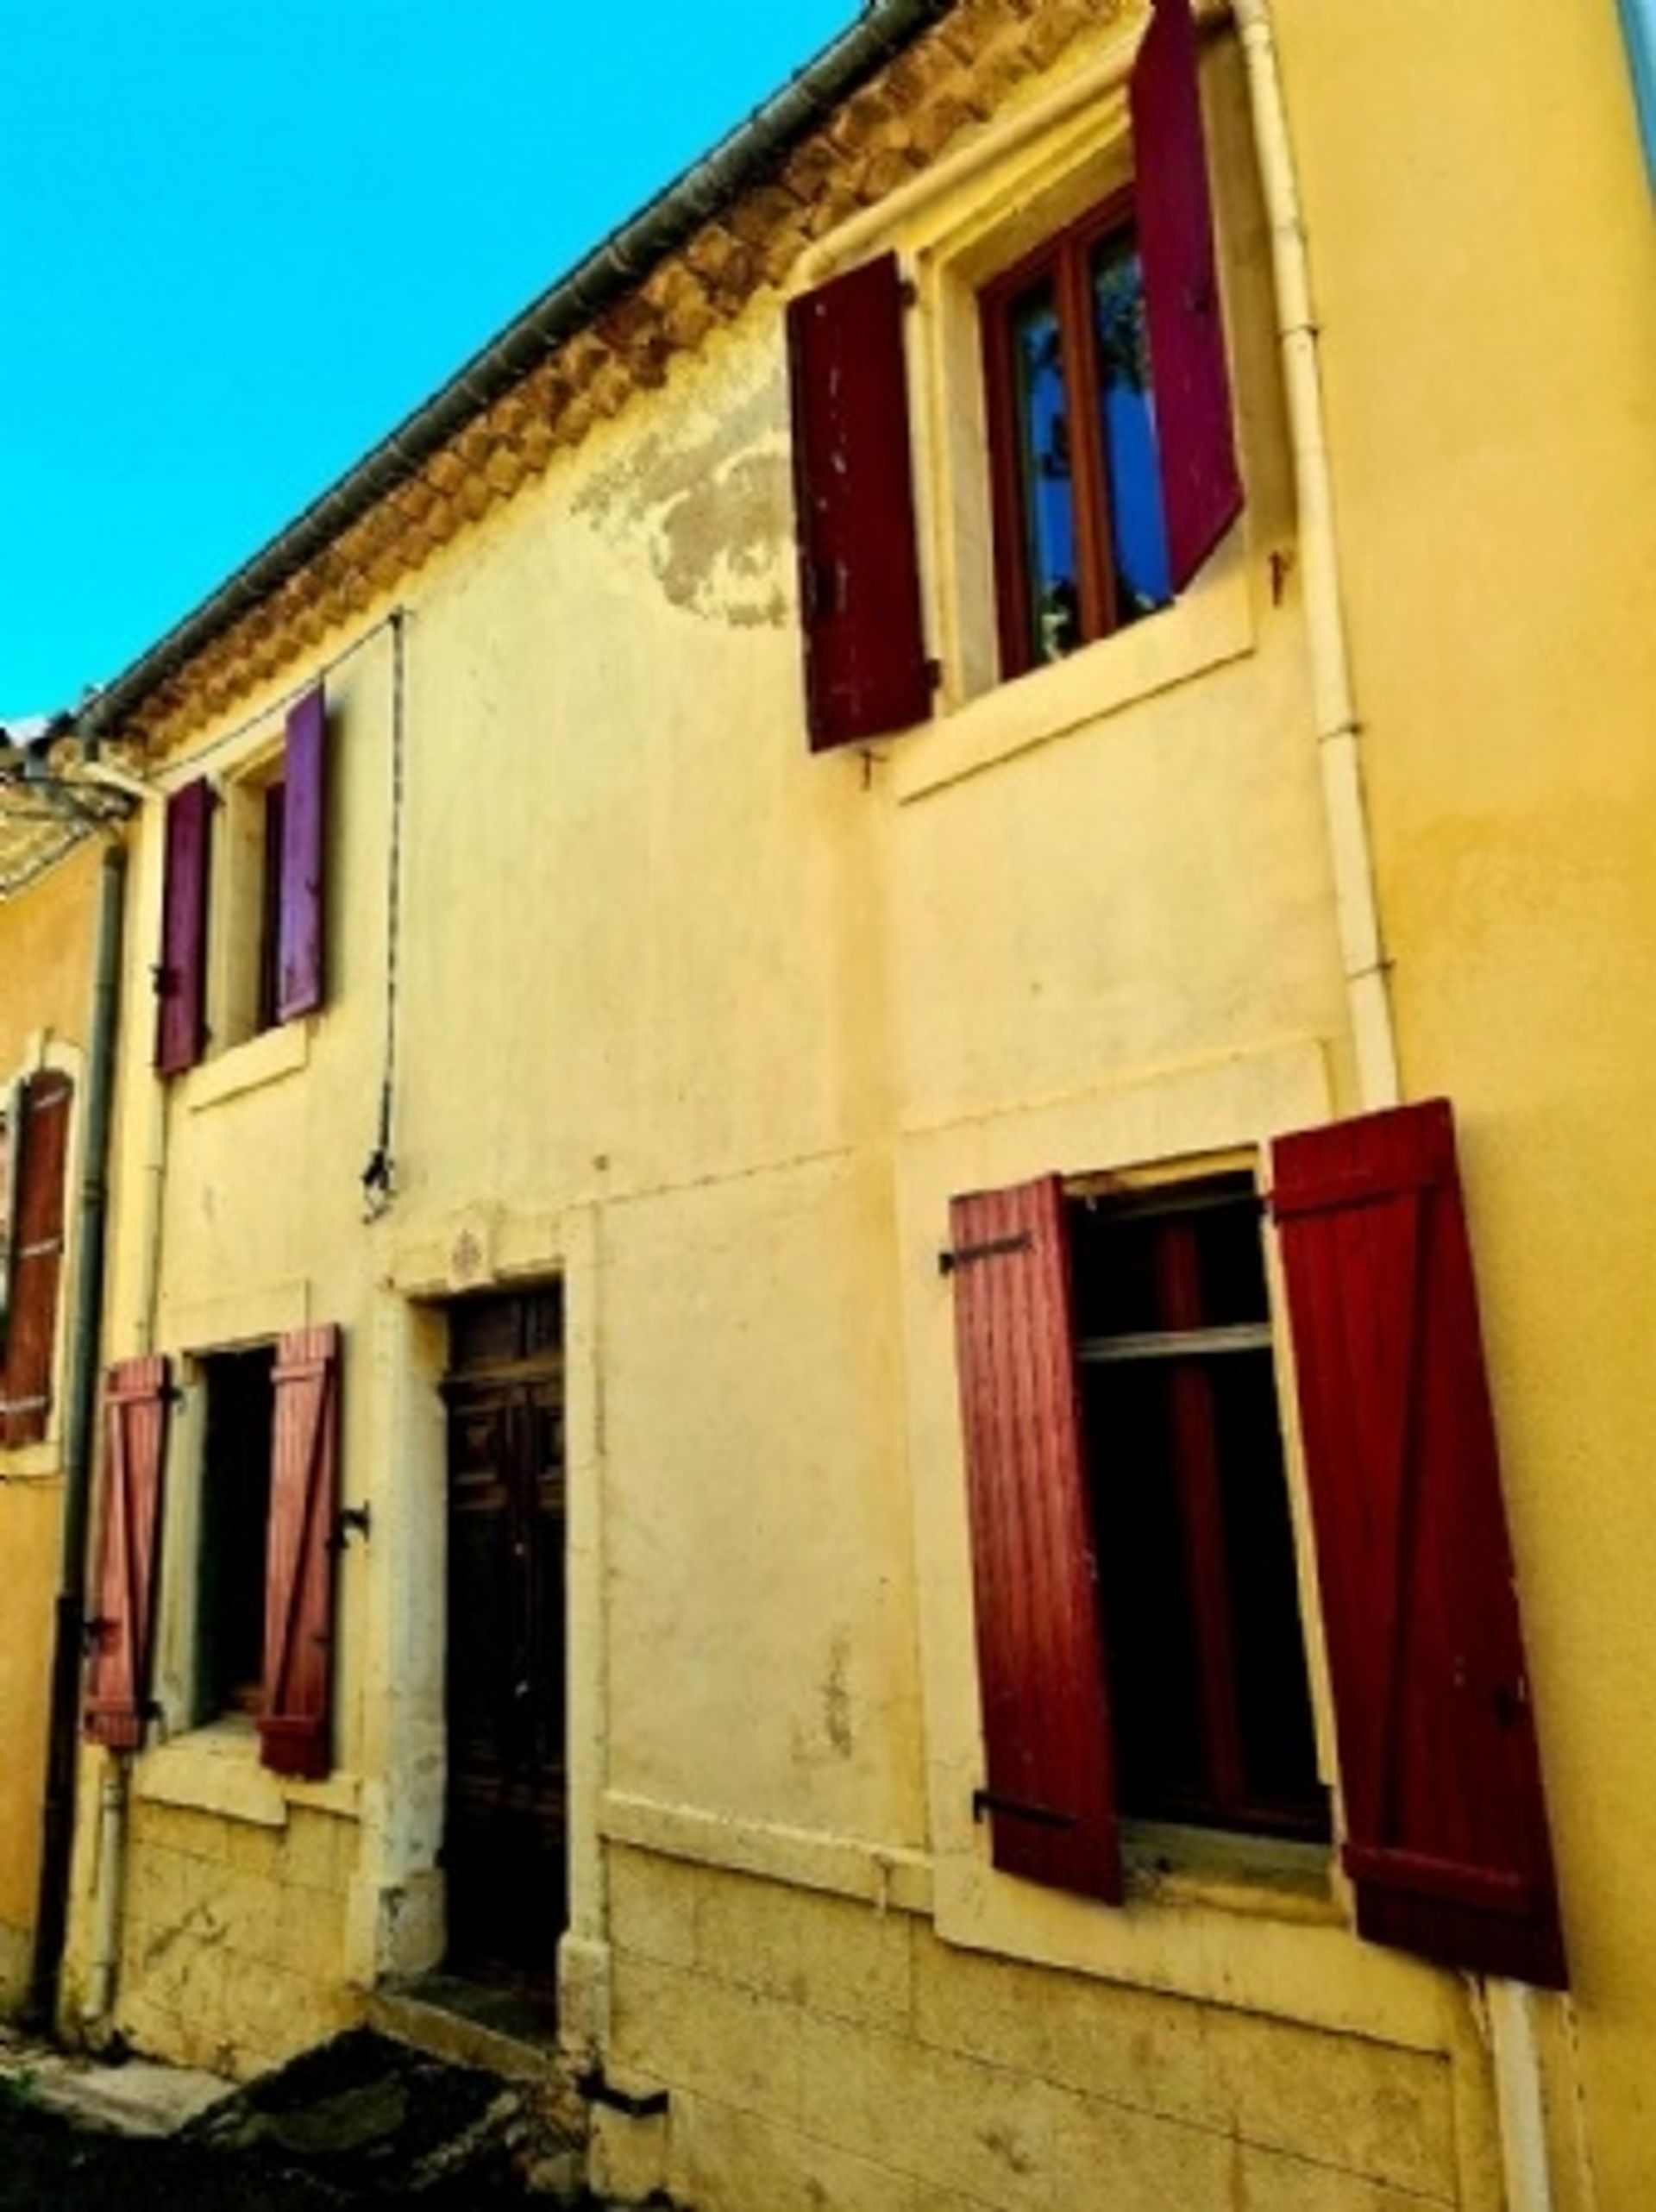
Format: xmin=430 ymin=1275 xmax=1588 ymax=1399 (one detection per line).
xmin=78 ymin=0 xmax=956 ymax=752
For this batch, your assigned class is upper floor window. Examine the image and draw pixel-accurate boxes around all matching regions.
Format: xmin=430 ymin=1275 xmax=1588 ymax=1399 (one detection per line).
xmin=154 ymin=685 xmax=329 ymax=1077
xmin=981 ymin=197 xmax=1172 ymax=677
xmin=786 ymin=0 xmax=1240 ymax=751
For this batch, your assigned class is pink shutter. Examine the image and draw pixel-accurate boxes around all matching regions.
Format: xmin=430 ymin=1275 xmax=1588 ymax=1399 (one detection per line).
xmin=950 ymin=1178 xmax=1120 ymax=1901
xmin=83 ymin=1357 xmax=171 ymax=1750
xmin=276 ymin=687 xmax=327 ymax=1022
xmin=1131 ymin=0 xmax=1244 ymax=589
xmin=1271 ymin=1103 xmax=1567 ymax=1987
xmin=786 ymin=253 xmax=932 ymax=750
xmin=1 ymin=1073 xmax=72 ymax=1447
xmin=259 ymin=1323 xmax=341 ymax=1779
xmin=154 ymin=779 xmax=213 ymax=1074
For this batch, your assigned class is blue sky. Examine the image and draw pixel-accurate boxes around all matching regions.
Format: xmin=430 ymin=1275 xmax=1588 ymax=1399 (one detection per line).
xmin=2 ymin=2 xmax=850 ymax=717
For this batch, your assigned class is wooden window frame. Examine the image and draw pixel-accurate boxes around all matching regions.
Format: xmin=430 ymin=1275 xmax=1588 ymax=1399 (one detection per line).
xmin=981 ymin=187 xmax=1151 ymax=682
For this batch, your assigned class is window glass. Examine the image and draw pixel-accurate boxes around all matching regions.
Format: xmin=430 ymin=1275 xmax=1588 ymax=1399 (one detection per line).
xmin=1008 ymin=280 xmax=1080 ymax=663
xmin=1091 ymin=233 xmax=1171 ymax=623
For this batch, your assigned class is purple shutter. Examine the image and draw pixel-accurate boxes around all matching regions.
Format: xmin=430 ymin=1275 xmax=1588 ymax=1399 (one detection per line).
xmin=154 ymin=780 xmax=213 ymax=1075
xmin=259 ymin=1323 xmax=341 ymax=1778
xmin=1132 ymin=0 xmax=1244 ymax=589
xmin=84 ymin=1357 xmax=171 ymax=1750
xmin=276 ymin=686 xmax=327 ymax=1021
xmin=1271 ymin=1103 xmax=1567 ymax=1987
xmin=950 ymin=1179 xmax=1121 ymax=1901
xmin=786 ymin=254 xmax=931 ymax=750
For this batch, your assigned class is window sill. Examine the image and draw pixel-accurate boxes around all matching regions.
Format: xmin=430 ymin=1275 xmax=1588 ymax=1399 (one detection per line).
xmin=182 ymin=1018 xmax=310 ymax=1112
xmin=1121 ymin=1821 xmax=1339 ymax=1926
xmin=891 ymin=526 xmax=1252 ymax=804
xmin=135 ymin=1717 xmax=359 ymax=1829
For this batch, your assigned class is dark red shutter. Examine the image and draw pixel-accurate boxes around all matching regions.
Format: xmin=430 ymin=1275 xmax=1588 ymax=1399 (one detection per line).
xmin=84 ymin=1356 xmax=171 ymax=1750
xmin=1271 ymin=1102 xmax=1567 ymax=1987
xmin=276 ymin=687 xmax=327 ymax=1022
xmin=1132 ymin=0 xmax=1244 ymax=589
xmin=949 ymin=1178 xmax=1120 ymax=1901
xmin=260 ymin=1323 xmax=341 ymax=1779
xmin=154 ymin=778 xmax=213 ymax=1074
xmin=786 ymin=254 xmax=931 ymax=750
xmin=1 ymin=1073 xmax=72 ymax=1447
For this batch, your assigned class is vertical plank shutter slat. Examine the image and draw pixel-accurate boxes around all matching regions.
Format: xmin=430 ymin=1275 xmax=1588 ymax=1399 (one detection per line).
xmin=154 ymin=778 xmax=213 ymax=1075
xmin=83 ymin=1356 xmax=171 ymax=1750
xmin=260 ymin=1323 xmax=342 ymax=1779
xmin=1271 ymin=1101 xmax=1567 ymax=1987
xmin=1131 ymin=0 xmax=1244 ymax=590
xmin=276 ymin=686 xmax=327 ymax=1022
xmin=786 ymin=253 xmax=931 ymax=750
xmin=950 ymin=1178 xmax=1121 ymax=1901
xmin=1 ymin=1073 xmax=72 ymax=1447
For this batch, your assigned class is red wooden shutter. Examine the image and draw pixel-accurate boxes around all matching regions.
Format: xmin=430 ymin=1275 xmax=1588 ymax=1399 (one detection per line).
xmin=260 ymin=1323 xmax=342 ymax=1779
xmin=276 ymin=687 xmax=327 ymax=1022
xmin=786 ymin=253 xmax=932 ymax=750
xmin=154 ymin=778 xmax=214 ymax=1074
xmin=83 ymin=1356 xmax=171 ymax=1750
xmin=1 ymin=1073 xmax=72 ymax=1447
xmin=949 ymin=1178 xmax=1120 ymax=1901
xmin=1271 ymin=1102 xmax=1567 ymax=1986
xmin=1131 ymin=0 xmax=1244 ymax=590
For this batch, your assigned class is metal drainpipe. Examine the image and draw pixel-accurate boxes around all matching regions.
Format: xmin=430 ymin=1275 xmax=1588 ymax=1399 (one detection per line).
xmin=27 ymin=839 xmax=127 ymax=2027
xmin=1231 ymin=8 xmax=1557 ymax=2209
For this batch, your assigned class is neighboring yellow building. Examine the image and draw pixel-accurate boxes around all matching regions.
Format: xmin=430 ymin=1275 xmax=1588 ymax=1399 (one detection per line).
xmin=0 ymin=740 xmax=129 ymax=2020
xmin=38 ymin=2 xmax=1656 ymax=2206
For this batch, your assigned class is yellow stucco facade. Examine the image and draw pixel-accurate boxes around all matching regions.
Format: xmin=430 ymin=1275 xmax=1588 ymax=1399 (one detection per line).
xmin=31 ymin=1 xmax=1653 ymax=2204
xmin=0 ymin=836 xmax=100 ymax=2011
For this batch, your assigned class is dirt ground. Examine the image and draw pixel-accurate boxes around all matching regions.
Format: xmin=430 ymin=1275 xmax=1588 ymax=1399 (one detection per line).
xmin=0 ymin=2031 xmax=607 ymax=2209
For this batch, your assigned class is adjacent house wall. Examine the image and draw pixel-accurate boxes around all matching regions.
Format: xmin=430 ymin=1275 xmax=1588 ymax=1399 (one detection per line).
xmin=0 ymin=836 xmax=99 ymax=2008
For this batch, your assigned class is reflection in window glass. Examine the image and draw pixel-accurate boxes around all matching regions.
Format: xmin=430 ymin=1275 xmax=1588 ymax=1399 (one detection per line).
xmin=1092 ymin=235 xmax=1171 ymax=624
xmin=1009 ymin=282 xmax=1079 ymax=663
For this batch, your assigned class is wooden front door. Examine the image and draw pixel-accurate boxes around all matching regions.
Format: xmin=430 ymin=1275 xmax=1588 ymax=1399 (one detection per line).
xmin=443 ymin=1290 xmax=566 ymax=1990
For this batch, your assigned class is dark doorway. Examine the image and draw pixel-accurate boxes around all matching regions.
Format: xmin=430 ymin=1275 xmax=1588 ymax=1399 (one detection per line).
xmin=442 ymin=1288 xmax=567 ymax=1993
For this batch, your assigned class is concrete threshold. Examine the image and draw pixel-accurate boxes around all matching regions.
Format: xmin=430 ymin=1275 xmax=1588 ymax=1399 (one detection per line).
xmin=367 ymin=1970 xmax=561 ymax=2084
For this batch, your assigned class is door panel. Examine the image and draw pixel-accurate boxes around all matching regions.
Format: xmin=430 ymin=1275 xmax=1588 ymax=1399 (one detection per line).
xmin=443 ymin=1298 xmax=566 ymax=1991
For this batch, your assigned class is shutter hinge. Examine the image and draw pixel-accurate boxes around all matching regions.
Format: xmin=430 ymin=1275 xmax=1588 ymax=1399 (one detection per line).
xmin=899 ymin=277 xmax=919 ymax=311
xmin=972 ymin=1788 xmax=1078 ymax=1832
xmin=939 ymin=1231 xmax=1032 ymax=1278
xmin=329 ymin=1503 xmax=373 ymax=1555
xmin=924 ymin=656 xmax=943 ymax=691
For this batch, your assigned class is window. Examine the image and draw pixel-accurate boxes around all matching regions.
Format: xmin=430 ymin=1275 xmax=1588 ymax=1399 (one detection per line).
xmin=1070 ymin=1178 xmax=1325 ymax=1840
xmin=197 ymin=1347 xmax=276 ymax=1719
xmin=0 ymin=1070 xmax=72 ymax=1447
xmin=154 ymin=685 xmax=328 ymax=1076
xmin=947 ymin=1103 xmax=1569 ymax=1986
xmin=981 ymin=198 xmax=1172 ymax=678
xmin=786 ymin=0 xmax=1241 ymax=748
xmin=84 ymin=1325 xmax=343 ymax=1778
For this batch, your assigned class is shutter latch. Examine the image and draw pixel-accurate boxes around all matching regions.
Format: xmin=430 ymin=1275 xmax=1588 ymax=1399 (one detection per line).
xmin=939 ymin=1231 xmax=1032 ymax=1277
xmin=972 ymin=1788 xmax=1078 ymax=1832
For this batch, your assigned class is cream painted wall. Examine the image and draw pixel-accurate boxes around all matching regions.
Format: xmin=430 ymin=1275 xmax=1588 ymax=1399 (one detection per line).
xmin=1276 ymin=0 xmax=1656 ymax=2200
xmin=0 ymin=836 xmax=100 ymax=2008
